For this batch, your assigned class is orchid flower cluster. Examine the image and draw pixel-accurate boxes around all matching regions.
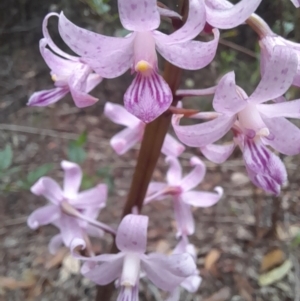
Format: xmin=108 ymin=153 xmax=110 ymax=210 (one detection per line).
xmin=26 ymin=0 xmax=300 ymax=300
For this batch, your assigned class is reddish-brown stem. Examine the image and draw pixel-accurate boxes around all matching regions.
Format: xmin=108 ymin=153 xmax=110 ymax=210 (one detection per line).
xmin=168 ymin=106 xmax=199 ymax=117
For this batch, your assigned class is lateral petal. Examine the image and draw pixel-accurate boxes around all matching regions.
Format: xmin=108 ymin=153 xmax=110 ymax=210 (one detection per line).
xmin=166 ymin=156 xmax=182 ymax=186
xmin=48 ymin=234 xmax=63 ymax=255
xmin=172 ymin=113 xmax=235 ymax=147
xmin=261 ymin=116 xmax=300 ymax=156
xmin=155 ymin=29 xmax=219 ymax=70
xmin=61 ymin=160 xmax=82 ymax=197
xmin=162 ymin=134 xmax=185 ymax=157
xmin=200 ymin=142 xmax=236 ymax=163
xmin=124 ymin=72 xmax=172 ymax=123
xmin=205 ymin=0 xmax=262 ymax=29
xmin=118 ymin=0 xmax=160 ymax=31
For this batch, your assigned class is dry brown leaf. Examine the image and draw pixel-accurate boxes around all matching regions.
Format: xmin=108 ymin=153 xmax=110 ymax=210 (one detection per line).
xmin=202 ymin=287 xmax=231 ymax=301
xmin=59 ymin=253 xmax=81 ymax=283
xmin=0 ymin=270 xmax=36 ymax=290
xmin=45 ymin=247 xmax=69 ymax=270
xmin=234 ymin=274 xmax=254 ymax=301
xmin=205 ymin=249 xmax=221 ymax=271
xmin=276 ymin=223 xmax=300 ymax=241
xmin=260 ymin=249 xmax=285 ymax=273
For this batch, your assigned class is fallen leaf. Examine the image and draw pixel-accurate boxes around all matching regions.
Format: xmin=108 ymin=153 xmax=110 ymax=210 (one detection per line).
xmin=59 ymin=253 xmax=81 ymax=283
xmin=45 ymin=248 xmax=69 ymax=270
xmin=234 ymin=274 xmax=254 ymax=301
xmin=205 ymin=249 xmax=221 ymax=271
xmin=276 ymin=223 xmax=300 ymax=241
xmin=260 ymin=249 xmax=285 ymax=273
xmin=202 ymin=287 xmax=231 ymax=301
xmin=0 ymin=270 xmax=36 ymax=290
xmin=258 ymin=259 xmax=292 ymax=286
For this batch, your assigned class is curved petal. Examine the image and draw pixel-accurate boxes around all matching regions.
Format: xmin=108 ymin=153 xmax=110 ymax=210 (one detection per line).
xmin=162 ymin=134 xmax=185 ymax=157
xmin=39 ymin=39 xmax=75 ymax=75
xmin=61 ymin=161 xmax=82 ymax=197
xmin=248 ymin=46 xmax=298 ymax=104
xmin=181 ymin=187 xmax=223 ymax=207
xmin=181 ymin=274 xmax=202 ymax=292
xmin=205 ymin=0 xmax=262 ymax=29
xmin=104 ymin=102 xmax=140 ymax=127
xmin=59 ymin=215 xmax=85 ymax=248
xmin=141 ymin=252 xmax=196 ymax=291
xmin=155 ymin=29 xmax=219 ymax=70
xmin=145 ymin=182 xmax=168 ymax=203
xmin=166 ymin=156 xmax=182 ymax=186
xmin=118 ymin=0 xmax=160 ymax=31
xmin=200 ymin=142 xmax=236 ymax=164
xmin=58 ymin=13 xmax=134 ymax=77
xmin=27 ymin=205 xmax=61 ymax=230
xmin=27 ymin=87 xmax=69 ymax=107
xmin=31 ymin=177 xmax=63 ymax=204
xmin=158 ymin=6 xmax=182 ymax=20
xmin=173 ymin=197 xmax=195 ymax=236
xmin=116 ymin=214 xmax=149 ymax=253
xmin=48 ymin=234 xmax=63 ymax=255
xmin=172 ymin=113 xmax=235 ymax=147
xmin=71 ymin=184 xmax=108 ymax=208
xmin=82 ymin=256 xmax=124 ymax=285
xmin=161 ymin=0 xmax=206 ymax=44
xmin=124 ymin=72 xmax=172 ymax=123
xmin=213 ymin=71 xmax=247 ymax=114
xmin=110 ymin=126 xmax=143 ymax=155
xmin=257 ymin=99 xmax=300 ymax=119
xmin=180 ymin=157 xmax=206 ymax=191
xmin=261 ymin=116 xmax=300 ymax=155
xmin=85 ymin=74 xmax=103 ymax=92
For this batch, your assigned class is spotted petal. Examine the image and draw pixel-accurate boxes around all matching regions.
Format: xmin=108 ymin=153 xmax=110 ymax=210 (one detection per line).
xmin=118 ymin=0 xmax=160 ymax=31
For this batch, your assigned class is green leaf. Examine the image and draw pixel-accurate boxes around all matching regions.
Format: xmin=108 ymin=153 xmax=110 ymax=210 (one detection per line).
xmin=0 ymin=144 xmax=13 ymax=170
xmin=82 ymin=0 xmax=111 ymax=15
xmin=97 ymin=167 xmax=114 ymax=193
xmin=67 ymin=142 xmax=87 ymax=163
xmin=81 ymin=174 xmax=96 ymax=190
xmin=75 ymin=131 xmax=88 ymax=147
xmin=26 ymin=163 xmax=54 ymax=185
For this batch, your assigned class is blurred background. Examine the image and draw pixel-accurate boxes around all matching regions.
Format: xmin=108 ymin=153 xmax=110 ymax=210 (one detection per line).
xmin=0 ymin=0 xmax=300 ymax=300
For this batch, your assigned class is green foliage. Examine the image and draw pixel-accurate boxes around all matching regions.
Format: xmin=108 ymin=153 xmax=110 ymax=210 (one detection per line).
xmin=81 ymin=0 xmax=111 ymax=15
xmin=0 ymin=144 xmax=13 ymax=170
xmin=67 ymin=132 xmax=87 ymax=164
xmin=291 ymin=231 xmax=300 ymax=248
xmin=97 ymin=166 xmax=114 ymax=193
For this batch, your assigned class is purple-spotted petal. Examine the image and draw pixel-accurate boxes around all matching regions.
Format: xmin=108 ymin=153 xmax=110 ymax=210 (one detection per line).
xmin=180 ymin=157 xmax=206 ymax=191
xmin=257 ymin=99 xmax=300 ymax=119
xmin=27 ymin=205 xmax=61 ymax=229
xmin=31 ymin=177 xmax=63 ymax=204
xmin=166 ymin=156 xmax=182 ymax=186
xmin=27 ymin=87 xmax=69 ymax=107
xmin=242 ymin=138 xmax=287 ymax=192
xmin=48 ymin=234 xmax=63 ymax=255
xmin=261 ymin=116 xmax=300 ymax=155
xmin=104 ymin=102 xmax=141 ymax=127
xmin=213 ymin=71 xmax=246 ymax=114
xmin=200 ymin=142 xmax=236 ymax=164
xmin=110 ymin=126 xmax=143 ymax=155
xmin=61 ymin=161 xmax=82 ymax=197
xmin=161 ymin=0 xmax=206 ymax=44
xmin=116 ymin=214 xmax=148 ymax=253
xmin=205 ymin=0 xmax=262 ymax=29
xmin=182 ymin=187 xmax=223 ymax=207
xmin=118 ymin=0 xmax=160 ymax=31
xmin=248 ymin=46 xmax=298 ymax=104
xmin=173 ymin=197 xmax=195 ymax=236
xmin=82 ymin=256 xmax=124 ymax=285
xmin=154 ymin=29 xmax=219 ymax=70
xmin=172 ymin=112 xmax=235 ymax=147
xmin=71 ymin=184 xmax=108 ymax=208
xmin=124 ymin=72 xmax=172 ymax=123
xmin=162 ymin=134 xmax=185 ymax=157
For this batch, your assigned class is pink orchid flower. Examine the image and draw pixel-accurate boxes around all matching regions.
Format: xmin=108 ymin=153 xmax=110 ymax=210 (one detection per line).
xmin=290 ymin=0 xmax=300 ymax=7
xmin=204 ymin=0 xmax=262 ymax=30
xmin=104 ymin=102 xmax=185 ymax=156
xmin=27 ymin=160 xmax=114 ymax=254
xmin=145 ymin=156 xmax=223 ymax=237
xmin=173 ymin=46 xmax=299 ymax=195
xmin=166 ymin=236 xmax=202 ymax=301
xmin=28 ymin=14 xmax=102 ymax=108
xmin=55 ymin=0 xmax=220 ymax=123
xmin=72 ymin=214 xmax=196 ymax=300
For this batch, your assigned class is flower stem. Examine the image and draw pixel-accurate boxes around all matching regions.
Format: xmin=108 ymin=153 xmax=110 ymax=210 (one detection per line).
xmin=246 ymin=13 xmax=273 ymax=38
